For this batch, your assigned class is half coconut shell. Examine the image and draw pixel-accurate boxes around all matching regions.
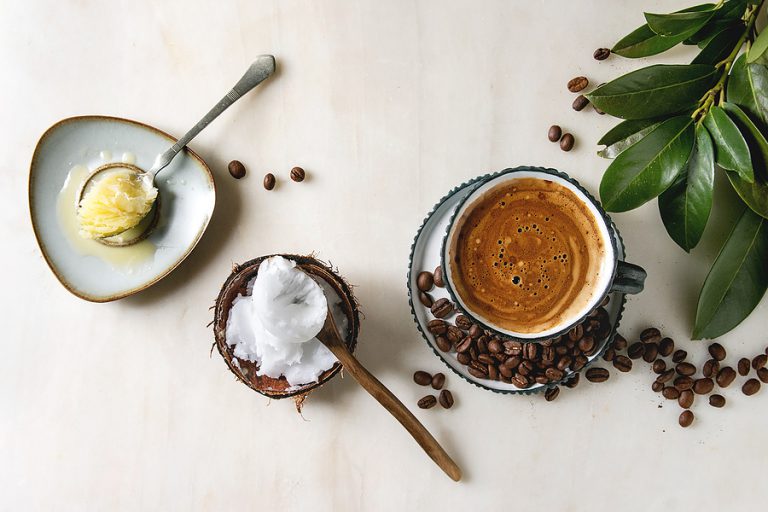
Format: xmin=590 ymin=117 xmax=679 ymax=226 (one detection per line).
xmin=213 ymin=254 xmax=360 ymax=399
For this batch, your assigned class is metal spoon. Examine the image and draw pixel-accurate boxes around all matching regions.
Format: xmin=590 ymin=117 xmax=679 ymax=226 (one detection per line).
xmin=78 ymin=55 xmax=276 ymax=238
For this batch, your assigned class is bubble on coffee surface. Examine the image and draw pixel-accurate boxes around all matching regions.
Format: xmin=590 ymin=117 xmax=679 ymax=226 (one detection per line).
xmin=449 ymin=178 xmax=604 ymax=334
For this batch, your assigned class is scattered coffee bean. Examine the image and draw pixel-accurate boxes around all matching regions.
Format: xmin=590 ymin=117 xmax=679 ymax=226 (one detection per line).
xmin=567 ymin=76 xmax=589 ymax=92
xmin=708 ymin=342 xmax=726 ymax=361
xmin=702 ymin=359 xmax=719 ymax=378
xmin=427 ymin=319 xmax=447 ymax=335
xmin=652 ymin=359 xmax=667 ymax=374
xmin=676 ymin=362 xmax=696 ymax=376
xmin=716 ymin=366 xmax=736 ymax=388
xmin=289 ymin=166 xmax=306 ymax=182
xmin=678 ymin=389 xmax=694 ymax=409
xmin=672 ymin=350 xmax=687 ymax=363
xmin=674 ymin=376 xmax=693 ymax=391
xmin=438 ymin=389 xmax=454 ymax=409
xmin=742 ymin=378 xmax=761 ymax=396
xmin=593 ymin=47 xmax=611 ymax=60
xmin=435 ymin=335 xmax=451 ymax=352
xmin=752 ymin=354 xmax=767 ymax=370
xmin=709 ymin=394 xmax=726 ymax=408
xmin=738 ymin=358 xmax=751 ymax=376
xmin=416 ymin=271 xmax=434 ymax=291
xmin=640 ymin=327 xmax=661 ymax=344
xmin=417 ymin=395 xmax=437 ymax=409
xmin=454 ymin=315 xmax=472 ymax=330
xmin=657 ymin=369 xmax=675 ymax=384
xmin=679 ymin=410 xmax=694 ymax=428
xmin=602 ymin=347 xmax=615 ymax=362
xmin=559 ymin=133 xmax=575 ymax=152
xmin=572 ymin=95 xmax=589 ymax=111
xmin=433 ymin=266 xmax=445 ymax=287
xmin=586 ymin=367 xmax=609 ymax=382
xmin=662 ymin=387 xmax=680 ymax=400
xmin=545 ymin=386 xmax=560 ymax=402
xmin=431 ymin=373 xmax=445 ymax=390
xmin=613 ymin=355 xmax=632 ymax=373
xmin=659 ymin=337 xmax=674 ymax=357
xmin=548 ymin=125 xmax=562 ymax=142
xmin=431 ymin=298 xmax=453 ymax=318
xmin=564 ymin=373 xmax=580 ymax=388
xmin=228 ymin=160 xmax=246 ymax=179
xmin=418 ymin=291 xmax=433 ymax=308
xmin=758 ymin=367 xmax=768 ymax=383
xmin=651 ymin=381 xmax=664 ymax=392
xmin=628 ymin=342 xmax=645 ymax=359
xmin=643 ymin=344 xmax=658 ymax=363
xmin=263 ymin=172 xmax=276 ymax=190
xmin=693 ymin=378 xmax=714 ymax=395
xmin=613 ymin=334 xmax=628 ymax=350
xmin=413 ymin=371 xmax=432 ymax=386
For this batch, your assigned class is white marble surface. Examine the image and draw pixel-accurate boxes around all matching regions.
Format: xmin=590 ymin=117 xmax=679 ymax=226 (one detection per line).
xmin=2 ymin=0 xmax=766 ymax=510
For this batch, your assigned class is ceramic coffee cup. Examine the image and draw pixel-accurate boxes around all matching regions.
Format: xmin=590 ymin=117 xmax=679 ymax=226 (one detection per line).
xmin=441 ymin=167 xmax=646 ymax=343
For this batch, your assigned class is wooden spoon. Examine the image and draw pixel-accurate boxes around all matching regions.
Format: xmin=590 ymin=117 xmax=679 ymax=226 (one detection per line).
xmin=316 ymin=308 xmax=462 ymax=482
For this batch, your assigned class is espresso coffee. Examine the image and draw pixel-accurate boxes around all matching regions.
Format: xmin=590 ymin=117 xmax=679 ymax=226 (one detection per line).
xmin=448 ymin=177 xmax=607 ymax=334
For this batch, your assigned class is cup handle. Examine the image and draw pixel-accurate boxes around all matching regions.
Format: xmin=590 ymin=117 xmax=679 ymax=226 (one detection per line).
xmin=610 ymin=261 xmax=646 ymax=295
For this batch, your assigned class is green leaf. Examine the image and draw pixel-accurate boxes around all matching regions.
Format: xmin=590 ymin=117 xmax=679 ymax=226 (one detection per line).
xmin=747 ymin=28 xmax=768 ymax=63
xmin=692 ymin=25 xmax=744 ymax=64
xmin=614 ymin=6 xmax=715 ymax=58
xmin=727 ymin=54 xmax=768 ymax=130
xmin=703 ymin=106 xmax=754 ymax=181
xmin=598 ymin=123 xmax=661 ymax=159
xmin=586 ymin=65 xmax=718 ymax=120
xmin=693 ymin=207 xmax=768 ymax=339
xmin=645 ymin=8 xmax=716 ymax=37
xmin=686 ymin=0 xmax=747 ymax=45
xmin=600 ymin=116 xmax=695 ymax=212
xmin=658 ymin=124 xmax=715 ymax=251
xmin=722 ymin=102 xmax=768 ymax=219
xmin=598 ymin=118 xmax=665 ymax=146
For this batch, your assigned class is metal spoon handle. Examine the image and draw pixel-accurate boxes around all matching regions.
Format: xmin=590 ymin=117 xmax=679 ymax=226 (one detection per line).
xmin=150 ymin=55 xmax=276 ymax=176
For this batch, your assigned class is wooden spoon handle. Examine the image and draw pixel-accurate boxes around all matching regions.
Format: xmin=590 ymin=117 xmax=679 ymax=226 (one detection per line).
xmin=318 ymin=316 xmax=461 ymax=481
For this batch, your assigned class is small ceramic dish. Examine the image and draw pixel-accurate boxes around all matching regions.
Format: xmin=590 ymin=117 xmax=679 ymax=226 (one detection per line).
xmin=407 ymin=171 xmax=627 ymax=394
xmin=29 ymin=115 xmax=216 ymax=302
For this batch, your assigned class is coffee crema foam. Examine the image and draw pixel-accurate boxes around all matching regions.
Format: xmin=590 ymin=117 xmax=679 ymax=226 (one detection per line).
xmin=449 ymin=177 xmax=606 ymax=334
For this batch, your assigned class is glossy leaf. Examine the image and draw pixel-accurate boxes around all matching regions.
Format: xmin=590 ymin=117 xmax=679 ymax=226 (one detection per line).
xmin=645 ymin=8 xmax=715 ymax=37
xmin=722 ymin=102 xmax=768 ymax=219
xmin=598 ymin=123 xmax=660 ymax=159
xmin=686 ymin=0 xmax=747 ymax=45
xmin=727 ymin=55 xmax=768 ymax=130
xmin=692 ymin=25 xmax=744 ymax=64
xmin=747 ymin=27 xmax=768 ymax=63
xmin=586 ymin=65 xmax=718 ymax=120
xmin=612 ymin=24 xmax=692 ymax=58
xmin=600 ymin=116 xmax=695 ymax=212
xmin=598 ymin=117 xmax=664 ymax=146
xmin=658 ymin=124 xmax=715 ymax=251
xmin=693 ymin=207 xmax=768 ymax=339
xmin=703 ymin=106 xmax=754 ymax=181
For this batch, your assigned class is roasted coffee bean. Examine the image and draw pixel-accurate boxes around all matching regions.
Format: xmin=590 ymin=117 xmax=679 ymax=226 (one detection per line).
xmin=477 ymin=336 xmax=489 ymax=354
xmin=564 ymin=373 xmax=580 ymax=388
xmin=413 ymin=371 xmax=432 ymax=386
xmin=662 ymin=387 xmax=680 ymax=400
xmin=545 ymin=368 xmax=565 ymax=381
xmin=753 ymin=354 xmax=767 ymax=370
xmin=613 ymin=355 xmax=632 ymax=373
xmin=593 ymin=47 xmax=611 ymax=60
xmin=228 ymin=160 xmax=246 ymax=179
xmin=438 ymin=389 xmax=454 ymax=409
xmin=445 ymin=326 xmax=463 ymax=345
xmin=679 ymin=410 xmax=694 ymax=428
xmin=676 ymin=362 xmax=696 ymax=376
xmin=613 ymin=333 xmax=628 ymax=350
xmin=674 ymin=376 xmax=693 ymax=391
xmin=431 ymin=298 xmax=453 ymax=318
xmin=572 ymin=356 xmax=588 ymax=371
xmin=709 ymin=394 xmax=726 ymax=408
xmin=738 ymin=358 xmax=751 ymax=376
xmin=416 ymin=271 xmax=434 ymax=291
xmin=427 ymin=319 xmax=447 ymax=335
xmin=455 ymin=314 xmax=472 ymax=330
xmin=417 ymin=395 xmax=437 ymax=409
xmin=572 ymin=94 xmax=589 ymax=111
xmin=652 ymin=359 xmax=667 ymax=374
xmin=468 ymin=324 xmax=482 ymax=339
xmin=702 ymin=359 xmax=719 ymax=378
xmin=456 ymin=336 xmax=473 ymax=354
xmin=651 ymin=381 xmax=664 ymax=392
xmin=640 ymin=327 xmax=661 ymax=344
xmin=678 ymin=389 xmax=694 ymax=409
xmin=544 ymin=386 xmax=560 ymax=402
xmin=518 ymin=360 xmax=533 ymax=375
xmin=743 ymin=378 xmax=761 ymax=396
xmin=657 ymin=369 xmax=675 ymax=384
xmin=487 ymin=364 xmax=499 ymax=381
xmin=693 ymin=378 xmax=714 ymax=395
xmin=478 ymin=354 xmax=495 ymax=365
xmin=457 ymin=353 xmax=471 ymax=365
xmin=524 ymin=343 xmax=539 ymax=360
xmin=557 ymin=356 xmax=572 ymax=371
xmin=567 ymin=76 xmax=589 ymax=92
xmin=431 ymin=373 xmax=445 ymax=390
xmin=500 ymin=365 xmax=514 ymax=378
xmin=716 ymin=366 xmax=736 ymax=388
xmin=435 ymin=335 xmax=451 ymax=352
xmin=602 ymin=347 xmax=616 ymax=362
xmin=503 ymin=355 xmax=522 ymax=369
xmin=708 ymin=342 xmax=726 ymax=361
xmin=568 ymin=324 xmax=584 ymax=342
xmin=263 ymin=172 xmax=276 ymax=190
xmin=432 ymin=265 xmax=445 ymax=287
xmin=541 ymin=347 xmax=555 ymax=365
xmin=503 ymin=340 xmax=523 ymax=356
xmin=672 ymin=350 xmax=687 ymax=363
xmin=468 ymin=366 xmax=487 ymax=379
xmin=659 ymin=337 xmax=674 ymax=357
xmin=643 ymin=344 xmax=658 ymax=363
xmin=487 ymin=338 xmax=503 ymax=354
xmin=758 ymin=367 xmax=768 ymax=383
xmin=289 ymin=166 xmax=306 ymax=182
xmin=511 ymin=374 xmax=530 ymax=388
xmin=628 ymin=342 xmax=645 ymax=359
xmin=585 ymin=367 xmax=609 ymax=382
xmin=418 ymin=291 xmax=433 ymax=308
xmin=579 ymin=336 xmax=595 ymax=354
xmin=560 ymin=133 xmax=575 ymax=152
xmin=469 ymin=347 xmax=478 ymax=361
xmin=548 ymin=125 xmax=562 ymax=142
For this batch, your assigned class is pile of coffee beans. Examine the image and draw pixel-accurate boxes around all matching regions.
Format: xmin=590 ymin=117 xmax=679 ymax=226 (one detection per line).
xmin=413 ymin=370 xmax=454 ymax=410
xmin=227 ymin=160 xmax=308 ymax=191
